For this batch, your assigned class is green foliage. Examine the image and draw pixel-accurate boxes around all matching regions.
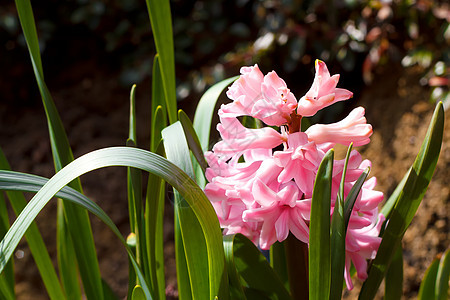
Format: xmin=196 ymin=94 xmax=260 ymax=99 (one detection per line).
xmin=0 ymin=149 xmax=64 ymax=300
xmin=309 ymin=149 xmax=334 ymax=300
xmin=360 ymin=102 xmax=445 ymax=299
xmin=224 ymin=234 xmax=291 ymax=300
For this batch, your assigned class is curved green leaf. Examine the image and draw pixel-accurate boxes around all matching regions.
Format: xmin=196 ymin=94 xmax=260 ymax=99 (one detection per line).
xmin=0 ymin=149 xmax=64 ymax=300
xmin=329 ymin=144 xmax=353 ymax=300
xmin=193 ymin=76 xmax=238 ymax=151
xmin=178 ymin=110 xmax=208 ymax=188
xmin=270 ymin=242 xmax=289 ymax=292
xmin=384 ymin=246 xmax=403 ymax=300
xmin=0 ymin=169 xmax=151 ymax=299
xmin=224 ymin=234 xmax=291 ymax=300
xmin=436 ymin=248 xmax=450 ymax=300
xmin=309 ymin=149 xmax=334 ymax=300
xmin=132 ymin=285 xmax=146 ymax=300
xmin=0 ymin=193 xmax=14 ymax=300
xmin=360 ymin=102 xmax=445 ymax=299
xmin=163 ymin=121 xmax=210 ymax=299
xmin=343 ymin=167 xmax=370 ymax=229
xmin=145 ymin=141 xmax=166 ymax=300
xmin=0 ymin=146 xmax=226 ymax=299
xmin=418 ymin=258 xmax=440 ymax=300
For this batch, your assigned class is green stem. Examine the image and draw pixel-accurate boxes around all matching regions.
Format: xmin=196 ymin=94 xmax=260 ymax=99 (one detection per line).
xmin=284 ymin=234 xmax=309 ymax=300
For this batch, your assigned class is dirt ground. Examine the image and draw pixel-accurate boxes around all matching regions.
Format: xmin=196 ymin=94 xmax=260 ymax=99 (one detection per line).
xmin=0 ymin=61 xmax=448 ymax=299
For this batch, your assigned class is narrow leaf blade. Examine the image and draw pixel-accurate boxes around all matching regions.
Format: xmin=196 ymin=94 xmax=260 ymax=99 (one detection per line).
xmin=163 ymin=122 xmax=209 ymax=299
xmin=384 ymin=246 xmax=403 ymax=300
xmin=145 ymin=0 xmax=177 ymax=123
xmin=309 ymin=149 xmax=334 ymax=300
xmin=224 ymin=234 xmax=291 ymax=300
xmin=360 ymin=102 xmax=445 ymax=299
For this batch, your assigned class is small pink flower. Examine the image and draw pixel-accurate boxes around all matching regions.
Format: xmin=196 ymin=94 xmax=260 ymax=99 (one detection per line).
xmin=224 ymin=65 xmax=264 ymax=117
xmin=251 ymin=71 xmax=298 ymax=126
xmin=213 ymin=116 xmax=286 ymax=159
xmin=243 ymin=179 xmax=310 ymax=249
xmin=274 ymin=132 xmax=324 ymax=197
xmin=305 ymin=107 xmax=373 ymax=147
xmin=297 ymin=60 xmax=353 ymax=117
xmin=221 ymin=65 xmax=297 ymax=126
xmin=344 ymin=214 xmax=385 ymax=290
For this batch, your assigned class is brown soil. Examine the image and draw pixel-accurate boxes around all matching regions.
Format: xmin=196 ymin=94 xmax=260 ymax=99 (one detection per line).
xmin=0 ymin=62 xmax=448 ymax=299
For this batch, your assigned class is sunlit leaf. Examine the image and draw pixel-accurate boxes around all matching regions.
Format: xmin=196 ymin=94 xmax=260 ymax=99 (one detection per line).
xmin=435 ymin=248 xmax=450 ymax=300
xmin=309 ymin=149 xmax=334 ymax=300
xmin=0 ymin=149 xmax=64 ymax=300
xmin=0 ymin=146 xmax=227 ymax=299
xmin=360 ymin=102 xmax=445 ymax=299
xmin=224 ymin=234 xmax=291 ymax=300
xmin=418 ymin=258 xmax=439 ymax=300
xmin=14 ymin=1 xmax=103 ymax=298
xmin=145 ymin=0 xmax=177 ymax=123
xmin=163 ymin=122 xmax=209 ymax=299
xmin=384 ymin=246 xmax=403 ymax=300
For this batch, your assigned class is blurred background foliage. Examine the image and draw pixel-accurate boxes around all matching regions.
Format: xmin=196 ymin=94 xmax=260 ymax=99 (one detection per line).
xmin=0 ymin=0 xmax=448 ymax=108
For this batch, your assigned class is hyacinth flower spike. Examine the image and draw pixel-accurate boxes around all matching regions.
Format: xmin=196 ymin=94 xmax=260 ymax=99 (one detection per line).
xmin=297 ymin=59 xmax=353 ymax=117
xmin=204 ymin=60 xmax=384 ymax=290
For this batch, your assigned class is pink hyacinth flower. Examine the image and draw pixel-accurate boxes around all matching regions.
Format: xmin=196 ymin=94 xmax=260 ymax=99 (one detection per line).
xmin=213 ymin=116 xmax=285 ymax=159
xmin=344 ymin=214 xmax=385 ymax=290
xmin=274 ymin=132 xmax=324 ymax=197
xmin=297 ymin=60 xmax=353 ymax=117
xmin=305 ymin=107 xmax=373 ymax=147
xmin=225 ymin=64 xmax=264 ymax=117
xmin=221 ymin=65 xmax=297 ymax=126
xmin=251 ymin=71 xmax=298 ymax=126
xmin=242 ymin=179 xmax=310 ymax=249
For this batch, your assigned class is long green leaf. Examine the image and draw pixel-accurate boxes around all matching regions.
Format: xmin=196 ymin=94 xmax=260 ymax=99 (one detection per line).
xmin=343 ymin=167 xmax=370 ymax=229
xmin=145 ymin=0 xmax=177 ymax=123
xmin=309 ymin=149 xmax=334 ymax=300
xmin=0 ymin=192 xmax=14 ymax=300
xmin=329 ymin=184 xmax=345 ymax=297
xmin=192 ymin=76 xmax=238 ymax=189
xmin=329 ymin=144 xmax=353 ymax=300
xmin=178 ymin=110 xmax=208 ymax=187
xmin=436 ymin=248 xmax=450 ymax=300
xmin=179 ymin=110 xmax=208 ymax=172
xmin=284 ymin=235 xmax=309 ymax=299
xmin=14 ymin=1 xmax=103 ymax=298
xmin=379 ymin=169 xmax=409 ymax=220
xmin=418 ymin=258 xmax=440 ymax=300
xmin=163 ymin=122 xmax=210 ymax=299
xmin=127 ymin=85 xmax=148 ymax=284
xmin=223 ymin=235 xmax=247 ymax=300
xmin=151 ymin=56 xmax=168 ymax=152
xmin=0 ymin=149 xmax=65 ymax=300
xmin=0 ymin=169 xmax=152 ymax=300
xmin=224 ymin=234 xmax=291 ymax=300
xmin=270 ymin=242 xmax=289 ymax=292
xmin=56 ymin=200 xmax=81 ymax=300
xmin=193 ymin=76 xmax=238 ymax=151
xmin=359 ymin=102 xmax=445 ymax=299
xmin=384 ymin=246 xmax=403 ymax=300
xmin=145 ymin=138 xmax=166 ymax=299
xmin=0 ymin=146 xmax=229 ymax=299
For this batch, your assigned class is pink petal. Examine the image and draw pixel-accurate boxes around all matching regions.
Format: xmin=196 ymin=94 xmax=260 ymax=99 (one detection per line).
xmin=305 ymin=107 xmax=373 ymax=146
